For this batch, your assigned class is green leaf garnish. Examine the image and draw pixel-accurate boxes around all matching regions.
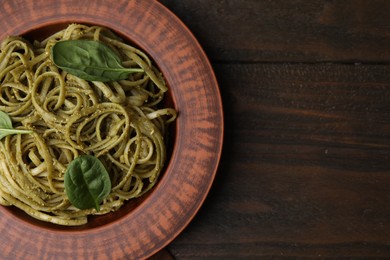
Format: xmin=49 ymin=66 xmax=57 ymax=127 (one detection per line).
xmin=64 ymin=155 xmax=111 ymax=211
xmin=51 ymin=40 xmax=144 ymax=82
xmin=0 ymin=111 xmax=33 ymax=139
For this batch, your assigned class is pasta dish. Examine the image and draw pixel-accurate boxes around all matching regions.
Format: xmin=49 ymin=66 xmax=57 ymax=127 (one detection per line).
xmin=0 ymin=24 xmax=176 ymax=226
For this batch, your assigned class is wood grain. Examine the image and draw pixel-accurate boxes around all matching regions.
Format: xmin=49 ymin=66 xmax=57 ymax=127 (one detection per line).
xmin=161 ymin=0 xmax=390 ymax=258
xmin=168 ymin=63 xmax=390 ymax=258
xmin=160 ymin=0 xmax=390 ymax=63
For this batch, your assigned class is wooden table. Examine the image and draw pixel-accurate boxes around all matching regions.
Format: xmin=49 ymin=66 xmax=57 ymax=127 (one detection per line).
xmin=154 ymin=1 xmax=390 ymax=258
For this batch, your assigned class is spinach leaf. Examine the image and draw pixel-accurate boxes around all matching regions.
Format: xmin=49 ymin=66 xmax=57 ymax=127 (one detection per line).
xmin=0 ymin=111 xmax=33 ymax=140
xmin=64 ymin=155 xmax=111 ymax=211
xmin=51 ymin=40 xmax=144 ymax=82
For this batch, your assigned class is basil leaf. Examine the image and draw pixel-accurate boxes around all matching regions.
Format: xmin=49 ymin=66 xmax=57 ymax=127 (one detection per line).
xmin=51 ymin=40 xmax=143 ymax=82
xmin=64 ymin=155 xmax=111 ymax=211
xmin=0 ymin=111 xmax=33 ymax=139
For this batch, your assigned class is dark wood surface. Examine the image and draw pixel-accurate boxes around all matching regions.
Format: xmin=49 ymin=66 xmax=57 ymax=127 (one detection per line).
xmin=156 ymin=0 xmax=390 ymax=259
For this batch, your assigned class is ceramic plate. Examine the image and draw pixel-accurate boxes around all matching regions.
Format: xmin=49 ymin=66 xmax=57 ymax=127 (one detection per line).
xmin=0 ymin=0 xmax=223 ymax=259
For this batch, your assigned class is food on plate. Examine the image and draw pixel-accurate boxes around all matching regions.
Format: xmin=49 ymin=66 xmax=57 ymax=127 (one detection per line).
xmin=0 ymin=24 xmax=176 ymax=225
